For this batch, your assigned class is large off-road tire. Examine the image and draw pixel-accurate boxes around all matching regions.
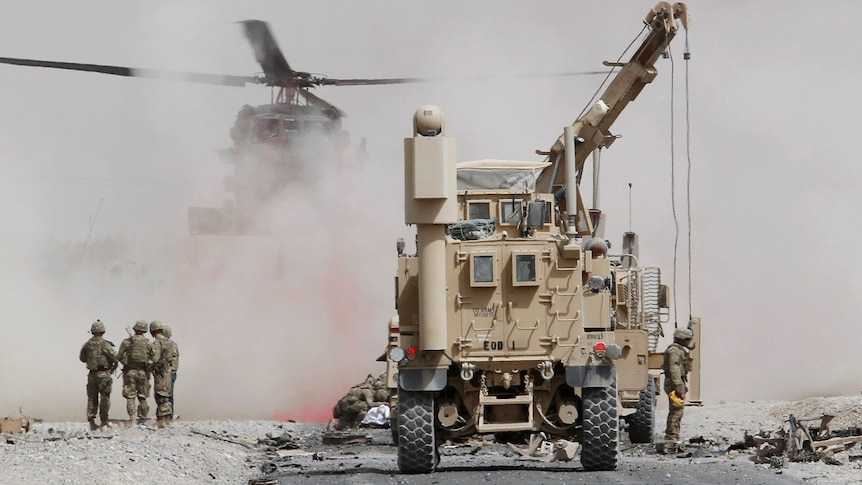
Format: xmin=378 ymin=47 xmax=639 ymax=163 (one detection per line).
xmin=581 ymin=375 xmax=619 ymax=471
xmin=396 ymin=389 xmax=438 ymax=473
xmin=390 ymin=404 xmax=399 ymax=444
xmin=628 ymin=377 xmax=657 ymax=443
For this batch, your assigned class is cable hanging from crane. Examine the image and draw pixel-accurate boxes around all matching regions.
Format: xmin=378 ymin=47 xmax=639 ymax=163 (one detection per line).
xmin=669 ymin=44 xmax=680 ymax=329
xmin=684 ymin=28 xmax=693 ymax=322
xmin=668 ymin=23 xmax=694 ymax=329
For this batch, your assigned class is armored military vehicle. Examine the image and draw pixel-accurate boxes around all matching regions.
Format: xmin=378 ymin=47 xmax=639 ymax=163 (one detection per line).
xmin=385 ymin=2 xmax=699 ymax=473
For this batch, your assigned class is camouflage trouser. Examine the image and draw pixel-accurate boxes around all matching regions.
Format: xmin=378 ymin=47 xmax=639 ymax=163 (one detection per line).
xmin=86 ymin=371 xmax=112 ymax=423
xmin=665 ymin=397 xmax=685 ymax=441
xmin=122 ymin=369 xmax=150 ymax=419
xmin=169 ymin=371 xmax=177 ymax=420
xmin=153 ymin=368 xmax=172 ymax=419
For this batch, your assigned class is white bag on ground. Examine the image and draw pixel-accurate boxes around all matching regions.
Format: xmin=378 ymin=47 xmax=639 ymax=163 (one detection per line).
xmin=360 ymin=404 xmax=391 ymax=426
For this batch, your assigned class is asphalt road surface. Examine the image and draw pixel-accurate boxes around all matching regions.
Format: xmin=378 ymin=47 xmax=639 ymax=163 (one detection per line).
xmin=257 ymin=429 xmax=804 ymax=485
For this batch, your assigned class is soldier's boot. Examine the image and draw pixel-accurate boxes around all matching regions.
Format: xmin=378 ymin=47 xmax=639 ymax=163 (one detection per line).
xmin=657 ymin=438 xmax=684 ymax=454
xmin=157 ymin=416 xmax=170 ymax=429
xmin=130 ymin=416 xmax=138 ymax=427
xmin=88 ymin=417 xmax=98 ymax=431
xmin=100 ymin=410 xmax=110 ymax=430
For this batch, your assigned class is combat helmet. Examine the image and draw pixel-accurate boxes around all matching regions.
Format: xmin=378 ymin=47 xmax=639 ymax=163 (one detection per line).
xmin=133 ymin=320 xmax=148 ymax=333
xmin=149 ymin=320 xmax=162 ymax=333
xmin=162 ymin=325 xmax=172 ymax=338
xmin=673 ymin=327 xmax=693 ymax=340
xmin=90 ymin=319 xmax=105 ymax=334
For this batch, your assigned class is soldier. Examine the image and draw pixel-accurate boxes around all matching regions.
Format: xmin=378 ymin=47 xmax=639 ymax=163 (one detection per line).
xmin=149 ymin=321 xmax=174 ymax=428
xmin=162 ymin=325 xmax=179 ymax=421
xmin=329 ymin=385 xmax=362 ymax=431
xmin=78 ymin=319 xmax=118 ymax=431
xmin=328 ymin=375 xmax=389 ymax=430
xmin=662 ymin=327 xmax=695 ymax=445
xmin=116 ymin=320 xmax=154 ymax=426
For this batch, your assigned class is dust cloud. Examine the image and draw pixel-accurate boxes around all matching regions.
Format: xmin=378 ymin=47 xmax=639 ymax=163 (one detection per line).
xmin=2 ymin=1 xmax=862 ymax=421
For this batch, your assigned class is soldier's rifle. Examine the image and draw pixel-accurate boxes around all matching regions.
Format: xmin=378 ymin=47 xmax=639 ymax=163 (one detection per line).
xmin=114 ymin=326 xmax=134 ymax=378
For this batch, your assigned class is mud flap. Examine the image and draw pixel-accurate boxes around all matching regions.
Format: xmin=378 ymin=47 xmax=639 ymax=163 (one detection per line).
xmin=565 ymin=364 xmax=615 ymax=388
xmin=399 ymin=368 xmax=447 ymax=392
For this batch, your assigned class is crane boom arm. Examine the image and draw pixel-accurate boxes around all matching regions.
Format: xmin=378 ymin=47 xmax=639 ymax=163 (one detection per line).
xmin=545 ymin=2 xmax=689 ymax=187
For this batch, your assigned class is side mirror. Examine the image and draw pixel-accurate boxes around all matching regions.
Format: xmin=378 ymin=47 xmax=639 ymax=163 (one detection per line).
xmin=659 ymin=284 xmax=671 ymax=309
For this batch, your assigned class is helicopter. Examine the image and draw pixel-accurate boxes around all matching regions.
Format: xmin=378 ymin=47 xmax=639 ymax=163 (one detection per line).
xmin=1 ymin=20 xmax=607 ymax=235
xmin=0 ymin=20 xmax=426 ymax=235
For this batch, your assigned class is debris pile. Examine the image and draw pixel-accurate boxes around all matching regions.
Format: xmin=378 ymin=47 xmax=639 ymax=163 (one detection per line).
xmin=0 ymin=417 xmax=33 ymax=434
xmin=508 ymin=433 xmax=581 ymax=462
xmin=749 ymin=413 xmax=862 ymax=466
xmin=257 ymin=426 xmax=307 ymax=452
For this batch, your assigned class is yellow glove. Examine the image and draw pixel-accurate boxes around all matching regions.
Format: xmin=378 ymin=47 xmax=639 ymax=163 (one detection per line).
xmin=669 ymin=390 xmax=685 ymax=406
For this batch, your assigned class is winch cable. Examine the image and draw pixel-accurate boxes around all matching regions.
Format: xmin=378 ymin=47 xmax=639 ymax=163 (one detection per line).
xmin=669 ymin=28 xmax=695 ymax=329
xmin=669 ymin=46 xmax=680 ymax=329
xmin=684 ymin=29 xmax=693 ymax=322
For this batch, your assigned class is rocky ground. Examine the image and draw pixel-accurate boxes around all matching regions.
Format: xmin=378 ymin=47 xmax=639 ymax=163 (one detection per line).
xmin=1 ymin=396 xmax=861 ymax=484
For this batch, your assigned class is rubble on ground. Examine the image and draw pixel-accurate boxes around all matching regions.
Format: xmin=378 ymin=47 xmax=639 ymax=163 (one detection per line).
xmin=1 ymin=415 xmax=36 ymax=433
xmin=0 ymin=420 xmax=304 ymax=484
xmin=2 ymin=396 xmax=861 ymax=484
xmin=507 ymin=433 xmax=581 ymax=462
xmin=746 ymin=413 xmax=862 ymax=466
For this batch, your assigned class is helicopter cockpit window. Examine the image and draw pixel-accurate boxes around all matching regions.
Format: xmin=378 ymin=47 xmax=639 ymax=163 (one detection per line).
xmin=304 ymin=120 xmax=329 ymax=132
xmin=254 ymin=118 xmax=282 ymax=140
xmin=283 ymin=118 xmax=299 ymax=132
xmin=500 ymin=200 xmax=523 ymax=225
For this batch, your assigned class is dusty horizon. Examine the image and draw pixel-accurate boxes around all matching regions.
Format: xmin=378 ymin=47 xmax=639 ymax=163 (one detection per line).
xmin=2 ymin=1 xmax=861 ymax=421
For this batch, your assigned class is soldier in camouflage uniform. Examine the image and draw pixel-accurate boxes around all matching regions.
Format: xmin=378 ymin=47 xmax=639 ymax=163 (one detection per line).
xmin=149 ymin=320 xmax=176 ymax=428
xmin=162 ymin=325 xmax=179 ymax=421
xmin=663 ymin=327 xmax=695 ymax=443
xmin=78 ymin=319 xmax=118 ymax=431
xmin=116 ymin=320 xmax=155 ymax=426
xmin=329 ymin=374 xmax=389 ymax=430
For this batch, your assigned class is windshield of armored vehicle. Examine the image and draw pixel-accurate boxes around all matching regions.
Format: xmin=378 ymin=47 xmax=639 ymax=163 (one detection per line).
xmin=456 ymin=160 xmax=551 ymax=191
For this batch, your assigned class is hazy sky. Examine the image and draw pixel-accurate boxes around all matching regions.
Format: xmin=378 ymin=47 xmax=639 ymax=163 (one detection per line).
xmin=2 ymin=1 xmax=861 ymax=421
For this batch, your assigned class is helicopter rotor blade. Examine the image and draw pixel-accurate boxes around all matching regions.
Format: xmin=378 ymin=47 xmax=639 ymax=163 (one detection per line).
xmin=0 ymin=57 xmax=259 ymax=87
xmin=320 ymin=77 xmax=425 ymax=86
xmin=239 ymin=20 xmax=294 ymax=84
xmin=318 ymin=70 xmax=607 ymax=87
xmin=0 ymin=57 xmax=133 ymax=77
xmin=133 ymin=69 xmax=259 ymax=87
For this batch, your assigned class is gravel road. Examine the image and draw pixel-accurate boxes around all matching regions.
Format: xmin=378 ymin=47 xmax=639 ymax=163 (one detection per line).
xmin=2 ymin=396 xmax=860 ymax=485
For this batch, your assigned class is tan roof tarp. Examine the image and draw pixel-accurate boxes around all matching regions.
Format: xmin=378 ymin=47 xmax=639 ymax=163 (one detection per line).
xmin=456 ymin=159 xmax=551 ymax=191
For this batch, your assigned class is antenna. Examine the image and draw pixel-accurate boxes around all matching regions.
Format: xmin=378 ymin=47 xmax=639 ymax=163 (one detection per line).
xmin=79 ymin=198 xmax=104 ymax=263
xmin=627 ymin=183 xmax=632 ymax=231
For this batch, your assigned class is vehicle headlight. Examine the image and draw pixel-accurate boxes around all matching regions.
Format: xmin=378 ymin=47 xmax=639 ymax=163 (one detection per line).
xmin=389 ymin=347 xmax=407 ymax=365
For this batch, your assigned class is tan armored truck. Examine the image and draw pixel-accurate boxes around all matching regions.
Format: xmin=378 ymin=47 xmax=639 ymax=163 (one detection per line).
xmin=385 ymin=2 xmax=698 ymax=473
